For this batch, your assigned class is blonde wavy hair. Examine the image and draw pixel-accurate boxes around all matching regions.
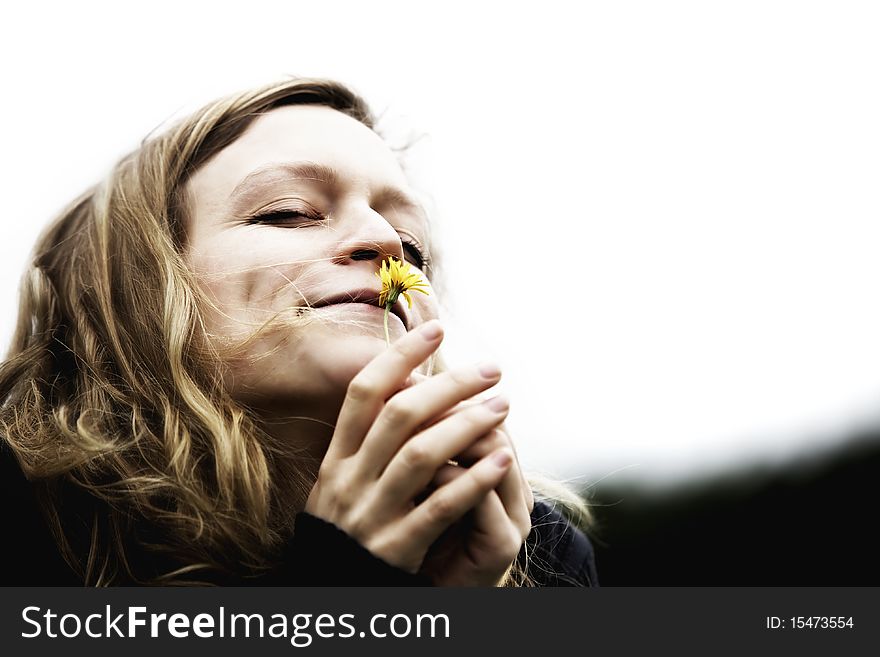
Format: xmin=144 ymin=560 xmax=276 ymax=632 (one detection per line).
xmin=0 ymin=77 xmax=591 ymax=586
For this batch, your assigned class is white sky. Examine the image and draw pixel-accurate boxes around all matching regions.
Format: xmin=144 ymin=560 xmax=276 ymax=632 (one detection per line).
xmin=3 ymin=1 xmax=880 ymax=487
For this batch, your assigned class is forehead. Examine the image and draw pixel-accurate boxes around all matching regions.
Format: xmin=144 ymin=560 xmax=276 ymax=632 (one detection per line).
xmin=185 ymin=105 xmax=412 ymax=210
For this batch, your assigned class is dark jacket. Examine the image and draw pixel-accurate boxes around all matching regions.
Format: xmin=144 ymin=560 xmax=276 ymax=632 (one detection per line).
xmin=1 ymin=441 xmax=598 ymax=586
xmin=279 ymin=498 xmax=599 ymax=586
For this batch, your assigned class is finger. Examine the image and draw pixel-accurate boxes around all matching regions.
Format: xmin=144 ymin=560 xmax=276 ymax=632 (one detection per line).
xmin=419 ymin=484 xmax=523 ymax=586
xmin=404 ymin=398 xmax=484 ymax=434
xmin=406 ymin=371 xmax=428 ymax=386
xmin=377 ymin=395 xmax=510 ymax=502
xmin=431 ymin=429 xmax=532 ymax=537
xmin=468 ymin=491 xmax=526 ymax=585
xmin=429 ymin=462 xmax=465 ymax=488
xmin=428 ymin=464 xmax=521 ymax=517
xmin=402 ymin=448 xmax=513 ymax=548
xmin=470 ymin=490 xmax=523 ymax=563
xmin=454 ymin=429 xmax=534 ymax=520
xmin=408 ymin=381 xmax=534 ymax=517
xmin=326 ymin=319 xmax=443 ymax=460
xmin=401 ymin=376 xmax=487 ymax=434
xmin=469 ymin=424 xmax=533 ymax=513
xmin=356 ymin=362 xmax=503 ymax=475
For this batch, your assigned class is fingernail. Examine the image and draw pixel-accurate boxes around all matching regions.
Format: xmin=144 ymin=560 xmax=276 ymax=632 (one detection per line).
xmin=477 ymin=362 xmax=501 ymax=379
xmin=484 ymin=395 xmax=509 ymax=413
xmin=493 ymin=450 xmax=512 ymax=468
xmin=420 ymin=320 xmax=442 ymax=340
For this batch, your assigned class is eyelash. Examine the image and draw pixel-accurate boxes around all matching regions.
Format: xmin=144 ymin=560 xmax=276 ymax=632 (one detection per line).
xmin=402 ymin=241 xmax=428 ymax=270
xmin=249 ymin=209 xmax=321 ymax=225
xmin=249 ymin=210 xmax=428 ymax=270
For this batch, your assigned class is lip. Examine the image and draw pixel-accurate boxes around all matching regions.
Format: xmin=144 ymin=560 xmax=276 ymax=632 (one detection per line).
xmin=310 ymin=288 xmax=409 ymax=329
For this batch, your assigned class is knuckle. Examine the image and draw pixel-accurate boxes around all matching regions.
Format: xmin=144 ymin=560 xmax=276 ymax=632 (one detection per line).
xmin=330 ymin=487 xmax=354 ymax=512
xmin=484 ymin=428 xmax=509 ymax=450
xmin=427 ymin=493 xmax=458 ymax=525
xmin=462 ymin=404 xmax=493 ymax=429
xmin=400 ymin=441 xmax=432 ymax=470
xmin=471 ymin=463 xmax=499 ymax=488
xmin=347 ymin=375 xmax=377 ymax=402
xmin=317 ymin=459 xmax=335 ymax=480
xmin=394 ymin=338 xmax=421 ymax=362
xmin=433 ymin=466 xmax=460 ymax=488
xmin=447 ymin=367 xmax=472 ymax=387
xmin=464 ymin=431 xmax=503 ymax=459
xmin=504 ymin=528 xmax=525 ymax=557
xmin=382 ymin=397 xmax=415 ymax=425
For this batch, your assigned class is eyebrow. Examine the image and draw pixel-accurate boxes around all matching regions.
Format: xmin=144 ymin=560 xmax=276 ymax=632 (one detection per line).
xmin=228 ymin=160 xmax=428 ymax=219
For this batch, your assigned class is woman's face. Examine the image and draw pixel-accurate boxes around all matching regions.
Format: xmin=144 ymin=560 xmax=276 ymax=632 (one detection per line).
xmin=182 ymin=105 xmax=439 ymax=419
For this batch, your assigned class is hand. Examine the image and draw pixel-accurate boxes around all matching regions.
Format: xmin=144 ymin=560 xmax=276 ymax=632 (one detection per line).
xmin=418 ymin=421 xmax=535 ymax=586
xmin=304 ymin=320 xmax=514 ymax=574
xmin=403 ymin=373 xmax=535 ymax=519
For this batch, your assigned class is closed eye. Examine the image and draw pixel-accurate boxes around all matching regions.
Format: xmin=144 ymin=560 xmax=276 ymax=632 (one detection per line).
xmin=249 ymin=209 xmax=323 ymax=225
xmin=402 ymin=241 xmax=427 ymax=269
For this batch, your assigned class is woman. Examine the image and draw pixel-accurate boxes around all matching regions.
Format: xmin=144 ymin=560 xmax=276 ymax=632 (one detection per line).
xmin=0 ymin=78 xmax=598 ymax=586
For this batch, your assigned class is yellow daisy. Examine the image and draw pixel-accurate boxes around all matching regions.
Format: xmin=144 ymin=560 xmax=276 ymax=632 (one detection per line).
xmin=376 ymin=256 xmax=430 ymax=344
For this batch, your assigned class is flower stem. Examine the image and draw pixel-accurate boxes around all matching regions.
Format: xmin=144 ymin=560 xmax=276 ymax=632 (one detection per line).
xmin=383 ymin=305 xmax=391 ymax=346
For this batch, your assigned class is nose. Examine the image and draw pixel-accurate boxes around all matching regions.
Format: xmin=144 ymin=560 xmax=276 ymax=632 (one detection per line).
xmin=350 ymin=248 xmax=382 ymax=261
xmin=334 ymin=207 xmax=404 ymax=266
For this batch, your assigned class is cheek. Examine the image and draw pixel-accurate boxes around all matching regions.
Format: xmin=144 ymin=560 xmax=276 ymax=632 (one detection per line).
xmin=187 ymin=253 xmax=256 ymax=336
xmin=188 ymin=239 xmax=319 ymax=333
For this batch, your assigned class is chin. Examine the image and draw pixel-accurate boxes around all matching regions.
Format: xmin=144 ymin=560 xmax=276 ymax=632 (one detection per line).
xmin=227 ymin=320 xmax=410 ymax=412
